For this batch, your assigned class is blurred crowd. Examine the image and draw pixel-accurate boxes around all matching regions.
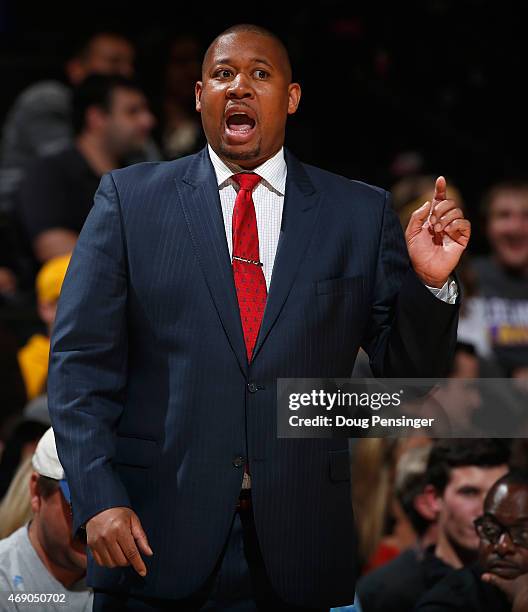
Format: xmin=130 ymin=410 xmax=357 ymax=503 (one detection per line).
xmin=0 ymin=23 xmax=527 ymax=612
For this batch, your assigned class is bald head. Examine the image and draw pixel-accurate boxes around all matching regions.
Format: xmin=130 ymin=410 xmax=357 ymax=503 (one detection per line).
xmin=202 ymin=24 xmax=292 ymax=83
xmin=195 ymin=24 xmax=301 ymax=168
xmin=484 ymin=471 xmax=528 ymax=513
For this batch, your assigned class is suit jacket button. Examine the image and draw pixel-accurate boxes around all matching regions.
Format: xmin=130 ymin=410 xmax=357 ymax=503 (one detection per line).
xmin=232 ymin=456 xmax=245 ymax=468
xmin=248 ymin=382 xmax=258 ymax=393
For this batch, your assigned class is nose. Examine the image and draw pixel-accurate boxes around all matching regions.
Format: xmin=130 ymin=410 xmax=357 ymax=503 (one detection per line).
xmin=495 ymin=531 xmax=516 ymax=556
xmin=226 ymin=73 xmax=253 ymax=99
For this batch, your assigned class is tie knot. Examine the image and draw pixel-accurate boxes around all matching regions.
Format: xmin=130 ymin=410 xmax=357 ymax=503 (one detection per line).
xmin=233 ymin=173 xmax=261 ymax=191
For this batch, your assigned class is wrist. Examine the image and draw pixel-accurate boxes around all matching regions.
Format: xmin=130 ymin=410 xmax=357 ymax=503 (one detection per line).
xmin=416 ymin=272 xmax=449 ymax=289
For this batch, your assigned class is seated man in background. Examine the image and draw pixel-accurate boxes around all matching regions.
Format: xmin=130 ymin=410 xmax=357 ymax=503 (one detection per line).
xmin=358 ymin=439 xmax=509 ymax=612
xmin=0 ymin=427 xmax=92 ymax=611
xmin=17 ymin=74 xmax=154 ymax=263
xmin=415 ymin=470 xmax=528 ymax=611
xmin=461 ymin=181 xmax=528 ymax=377
xmin=0 ymin=31 xmax=135 ymax=214
xmin=17 ymin=255 xmax=70 ymax=400
xmin=425 ymin=439 xmax=510 ymax=571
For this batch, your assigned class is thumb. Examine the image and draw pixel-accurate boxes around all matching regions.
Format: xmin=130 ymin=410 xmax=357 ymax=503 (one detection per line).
xmin=482 ymin=572 xmax=514 ymax=600
xmin=130 ymin=513 xmax=153 ymax=556
xmin=406 ymin=200 xmax=431 ymax=234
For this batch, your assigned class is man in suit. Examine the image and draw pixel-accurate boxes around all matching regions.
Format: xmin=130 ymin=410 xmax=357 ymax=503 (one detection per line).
xmin=48 ymin=23 xmax=470 ymax=611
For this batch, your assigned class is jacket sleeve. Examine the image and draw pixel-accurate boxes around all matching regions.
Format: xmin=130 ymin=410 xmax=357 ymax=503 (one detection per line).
xmin=47 ymin=172 xmax=131 ymax=534
xmin=361 ymin=190 xmax=459 ymax=378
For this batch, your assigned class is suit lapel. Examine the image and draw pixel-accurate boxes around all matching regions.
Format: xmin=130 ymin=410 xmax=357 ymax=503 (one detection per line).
xmin=251 ymin=149 xmax=321 ymax=361
xmin=175 ymin=147 xmax=249 ymax=376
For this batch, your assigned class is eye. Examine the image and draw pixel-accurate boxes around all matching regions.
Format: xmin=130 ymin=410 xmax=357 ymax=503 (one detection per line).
xmin=517 ymin=529 xmax=528 ymax=543
xmin=483 ymin=524 xmax=501 ymax=539
xmin=254 ymin=69 xmax=269 ymax=80
xmin=458 ymin=486 xmax=479 ymax=497
xmin=214 ymin=68 xmax=233 ymax=79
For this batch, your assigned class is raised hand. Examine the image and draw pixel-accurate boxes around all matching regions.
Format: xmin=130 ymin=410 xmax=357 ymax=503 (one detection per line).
xmin=86 ymin=506 xmax=153 ymax=576
xmin=482 ymin=572 xmax=528 ymax=611
xmin=405 ymin=176 xmax=471 ymax=288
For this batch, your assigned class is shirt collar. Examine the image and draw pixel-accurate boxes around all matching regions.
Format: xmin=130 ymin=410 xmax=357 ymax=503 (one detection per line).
xmin=207 ymin=144 xmax=286 ymax=196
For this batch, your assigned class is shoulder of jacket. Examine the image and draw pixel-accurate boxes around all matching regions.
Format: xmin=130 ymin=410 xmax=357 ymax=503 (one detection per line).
xmin=300 ymin=162 xmax=388 ymax=204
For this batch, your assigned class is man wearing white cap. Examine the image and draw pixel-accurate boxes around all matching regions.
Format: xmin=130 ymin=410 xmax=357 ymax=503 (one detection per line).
xmin=0 ymin=428 xmax=92 ymax=611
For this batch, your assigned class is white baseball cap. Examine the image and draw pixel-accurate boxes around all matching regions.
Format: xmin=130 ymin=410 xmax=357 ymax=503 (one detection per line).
xmin=31 ymin=427 xmax=71 ymax=503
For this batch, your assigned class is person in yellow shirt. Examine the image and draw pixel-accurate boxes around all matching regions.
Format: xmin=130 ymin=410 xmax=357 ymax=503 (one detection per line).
xmin=18 ymin=255 xmax=71 ymax=400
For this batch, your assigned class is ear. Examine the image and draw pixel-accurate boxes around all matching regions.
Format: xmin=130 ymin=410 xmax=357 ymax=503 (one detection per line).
xmin=422 ymin=484 xmax=442 ymax=517
xmin=29 ymin=472 xmax=41 ymax=514
xmin=195 ymin=81 xmax=203 ymax=113
xmin=414 ymin=490 xmax=439 ymax=522
xmin=287 ymin=82 xmax=301 ymax=115
xmin=86 ymin=106 xmax=107 ymax=132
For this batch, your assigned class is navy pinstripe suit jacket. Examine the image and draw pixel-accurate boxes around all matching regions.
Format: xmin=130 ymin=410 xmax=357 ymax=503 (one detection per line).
xmin=48 ymin=146 xmax=459 ymax=607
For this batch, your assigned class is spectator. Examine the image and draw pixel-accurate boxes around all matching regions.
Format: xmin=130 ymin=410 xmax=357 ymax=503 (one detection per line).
xmin=17 ymin=74 xmax=154 ymax=263
xmin=351 ymin=438 xmax=396 ymax=568
xmin=0 ymin=456 xmax=33 ymax=539
xmin=0 ymin=31 xmax=135 ymax=214
xmin=462 ymin=181 xmax=528 ymax=376
xmin=425 ymin=439 xmax=509 ymax=570
xmin=0 ymin=428 xmax=92 ymax=611
xmin=17 ymin=255 xmax=70 ymax=400
xmin=357 ymin=444 xmax=439 ymax=611
xmin=358 ymin=439 xmax=509 ymax=611
xmin=415 ymin=470 xmax=528 ymax=611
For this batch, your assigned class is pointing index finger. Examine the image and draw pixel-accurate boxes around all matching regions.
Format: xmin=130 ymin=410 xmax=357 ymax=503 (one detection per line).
xmin=434 ymin=175 xmax=447 ymax=203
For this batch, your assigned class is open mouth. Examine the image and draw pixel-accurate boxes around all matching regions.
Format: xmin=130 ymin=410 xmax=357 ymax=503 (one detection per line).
xmin=226 ymin=113 xmax=256 ymax=132
xmin=224 ymin=108 xmax=257 ymax=144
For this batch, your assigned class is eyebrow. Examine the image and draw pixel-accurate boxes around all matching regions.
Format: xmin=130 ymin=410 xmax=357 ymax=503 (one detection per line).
xmin=250 ymin=57 xmax=274 ymax=68
xmin=212 ymin=57 xmax=274 ymax=69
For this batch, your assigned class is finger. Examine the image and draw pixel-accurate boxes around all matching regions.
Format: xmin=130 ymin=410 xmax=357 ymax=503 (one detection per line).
xmin=482 ymin=573 xmax=512 ymax=595
xmin=95 ymin=544 xmax=117 ymax=568
xmin=91 ymin=547 xmax=105 ymax=568
xmin=443 ymin=218 xmax=471 ymax=246
xmin=406 ymin=201 xmax=431 ymax=236
xmin=432 ymin=207 xmax=464 ymax=233
xmin=131 ymin=514 xmax=153 ymax=557
xmin=430 ymin=199 xmax=458 ymax=224
xmin=120 ymin=531 xmax=147 ymax=576
xmin=108 ymin=540 xmax=131 ymax=567
xmin=434 ymin=176 xmax=447 ymax=202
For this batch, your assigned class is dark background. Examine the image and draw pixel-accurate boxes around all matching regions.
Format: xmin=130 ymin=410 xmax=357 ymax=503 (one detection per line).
xmin=1 ymin=0 xmax=526 ymax=253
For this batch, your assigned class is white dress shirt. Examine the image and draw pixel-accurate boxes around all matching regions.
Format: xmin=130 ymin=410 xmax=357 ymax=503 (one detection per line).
xmin=207 ymin=144 xmax=457 ymax=303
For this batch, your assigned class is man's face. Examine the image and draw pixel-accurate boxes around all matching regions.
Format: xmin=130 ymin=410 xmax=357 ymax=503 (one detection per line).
xmin=31 ymin=475 xmax=86 ymax=572
xmin=103 ymin=88 xmax=155 ymax=157
xmin=83 ymin=35 xmax=135 ymax=79
xmin=487 ymin=189 xmax=528 ymax=270
xmin=195 ymin=31 xmax=301 ymax=168
xmin=479 ymin=483 xmax=528 ymax=579
xmin=437 ymin=465 xmax=509 ymax=554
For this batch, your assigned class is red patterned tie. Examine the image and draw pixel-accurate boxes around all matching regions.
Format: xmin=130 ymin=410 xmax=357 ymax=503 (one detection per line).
xmin=231 ymin=173 xmax=267 ymax=362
